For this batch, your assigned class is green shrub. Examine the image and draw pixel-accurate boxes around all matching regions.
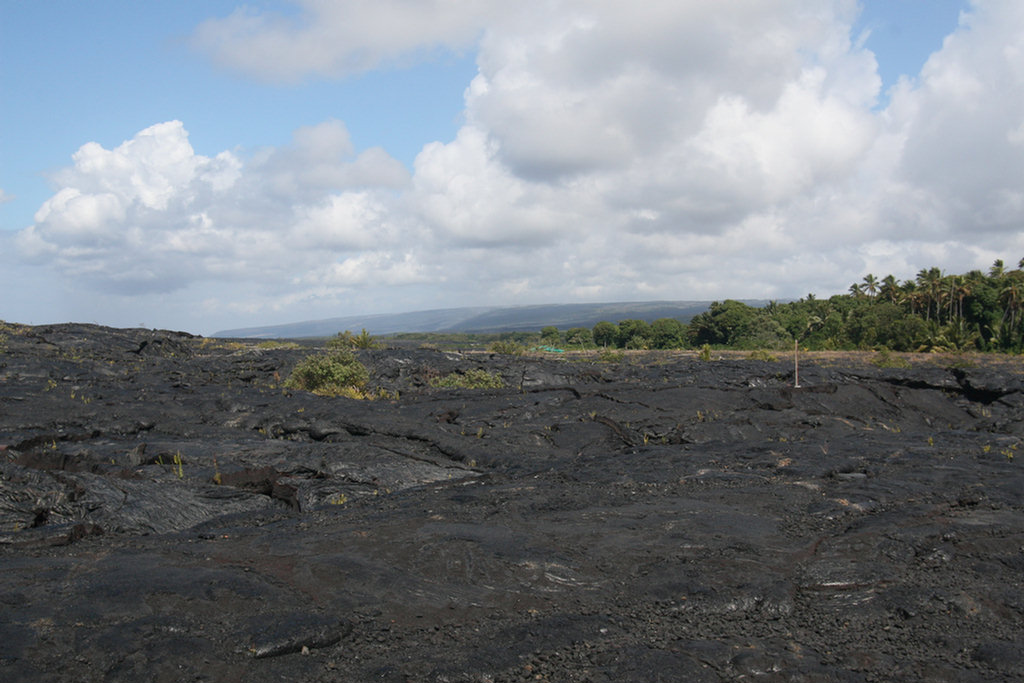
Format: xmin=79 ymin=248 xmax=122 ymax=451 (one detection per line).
xmin=328 ymin=329 xmax=377 ymax=350
xmin=747 ymin=349 xmax=777 ymax=362
xmin=698 ymin=344 xmax=713 ymax=361
xmin=284 ymin=349 xmax=370 ymax=397
xmin=597 ymin=348 xmax=624 ymax=363
xmin=489 ymin=340 xmax=525 ymax=356
xmin=429 ymin=368 xmax=505 ymax=389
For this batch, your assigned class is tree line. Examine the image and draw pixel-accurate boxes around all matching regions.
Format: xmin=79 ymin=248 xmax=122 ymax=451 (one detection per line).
xmin=541 ymin=259 xmax=1024 ymax=353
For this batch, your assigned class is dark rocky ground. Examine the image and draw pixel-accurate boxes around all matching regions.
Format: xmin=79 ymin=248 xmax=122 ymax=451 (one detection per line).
xmin=1 ymin=322 xmax=1022 ymax=682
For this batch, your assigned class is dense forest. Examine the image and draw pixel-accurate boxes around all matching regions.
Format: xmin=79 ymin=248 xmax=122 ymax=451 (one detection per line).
xmin=529 ymin=259 xmax=1024 ymax=354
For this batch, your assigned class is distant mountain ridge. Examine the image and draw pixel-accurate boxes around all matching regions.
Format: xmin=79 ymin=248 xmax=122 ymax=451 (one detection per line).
xmin=213 ymin=300 xmax=773 ymax=338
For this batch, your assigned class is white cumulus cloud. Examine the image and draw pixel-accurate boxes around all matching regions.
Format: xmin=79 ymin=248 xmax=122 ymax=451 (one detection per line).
xmin=16 ymin=0 xmax=1024 ymax=330
xmin=18 ymin=119 xmax=413 ymax=295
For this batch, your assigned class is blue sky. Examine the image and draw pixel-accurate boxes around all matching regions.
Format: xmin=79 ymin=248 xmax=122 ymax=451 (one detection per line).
xmin=858 ymin=0 xmax=967 ymax=99
xmin=3 ymin=0 xmax=1021 ymax=335
xmin=1 ymin=1 xmax=476 ymax=229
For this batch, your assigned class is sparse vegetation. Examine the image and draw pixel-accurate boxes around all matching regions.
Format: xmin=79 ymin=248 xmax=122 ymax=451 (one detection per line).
xmin=0 ymin=320 xmax=26 ymax=349
xmin=256 ymin=340 xmax=301 ymax=350
xmin=945 ymin=355 xmax=977 ymax=370
xmin=1002 ymin=443 xmax=1018 ymax=461
xmin=870 ymin=348 xmax=911 ymax=369
xmin=747 ymin=349 xmax=777 ymax=362
xmin=198 ymin=338 xmax=246 ymax=351
xmin=429 ymin=368 xmax=505 ymax=389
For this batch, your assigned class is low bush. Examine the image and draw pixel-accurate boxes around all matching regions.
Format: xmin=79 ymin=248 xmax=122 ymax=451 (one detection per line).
xmin=284 ymin=349 xmax=370 ymax=397
xmin=747 ymin=349 xmax=777 ymax=362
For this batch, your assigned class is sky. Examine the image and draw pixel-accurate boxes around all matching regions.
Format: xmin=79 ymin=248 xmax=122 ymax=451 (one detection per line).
xmin=2 ymin=0 xmax=1021 ymax=336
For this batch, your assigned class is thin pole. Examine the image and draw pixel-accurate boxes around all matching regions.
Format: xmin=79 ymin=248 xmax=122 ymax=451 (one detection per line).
xmin=794 ymin=339 xmax=800 ymax=388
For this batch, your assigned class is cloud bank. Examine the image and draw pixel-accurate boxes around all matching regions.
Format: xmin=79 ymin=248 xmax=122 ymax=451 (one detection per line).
xmin=17 ymin=0 xmax=1024 ymax=330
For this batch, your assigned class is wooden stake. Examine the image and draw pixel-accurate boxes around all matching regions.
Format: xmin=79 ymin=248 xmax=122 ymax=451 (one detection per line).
xmin=794 ymin=339 xmax=800 ymax=388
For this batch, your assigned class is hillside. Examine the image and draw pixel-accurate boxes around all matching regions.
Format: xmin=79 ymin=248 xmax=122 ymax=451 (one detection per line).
xmin=213 ymin=300 xmax=771 ymax=338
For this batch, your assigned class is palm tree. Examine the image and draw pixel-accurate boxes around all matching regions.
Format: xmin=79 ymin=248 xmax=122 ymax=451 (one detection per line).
xmin=793 ymin=315 xmax=823 ymax=388
xmin=990 ymin=259 xmax=1006 ymax=279
xmin=945 ymin=275 xmax=964 ymax=321
xmin=936 ymin=285 xmax=950 ymax=324
xmin=915 ymin=269 xmax=929 ymax=318
xmin=879 ymin=274 xmax=900 ymax=305
xmin=942 ymin=318 xmax=980 ymax=352
xmin=966 ymin=269 xmax=986 ymax=286
xmin=985 ymin=320 xmax=1014 ymax=350
xmin=916 ymin=320 xmax=950 ymax=353
xmin=954 ymin=275 xmax=971 ymax=320
xmin=849 ymin=283 xmax=864 ymax=299
xmin=900 ymin=280 xmax=921 ymax=315
xmin=862 ymin=273 xmax=879 ymax=298
xmin=916 ymin=267 xmax=943 ymax=320
xmin=1001 ymin=276 xmax=1022 ymax=329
